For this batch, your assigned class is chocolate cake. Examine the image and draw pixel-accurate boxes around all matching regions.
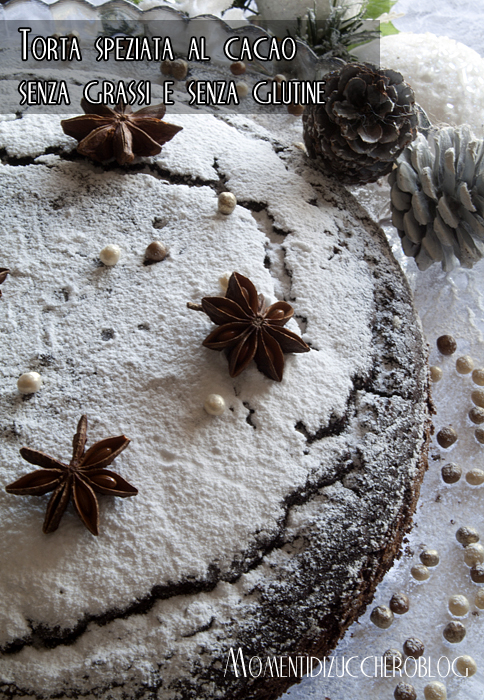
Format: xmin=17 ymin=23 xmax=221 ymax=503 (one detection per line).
xmin=0 ymin=111 xmax=431 ymax=699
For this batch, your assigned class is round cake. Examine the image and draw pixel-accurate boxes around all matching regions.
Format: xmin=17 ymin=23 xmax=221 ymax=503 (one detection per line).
xmin=0 ymin=111 xmax=431 ymax=699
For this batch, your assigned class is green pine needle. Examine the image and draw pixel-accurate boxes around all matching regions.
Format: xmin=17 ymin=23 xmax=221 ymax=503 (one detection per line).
xmin=295 ymin=0 xmax=381 ymax=61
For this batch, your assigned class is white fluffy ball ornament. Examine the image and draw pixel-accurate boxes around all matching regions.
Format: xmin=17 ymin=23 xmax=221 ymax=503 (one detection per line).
xmin=354 ymin=33 xmax=484 ymax=136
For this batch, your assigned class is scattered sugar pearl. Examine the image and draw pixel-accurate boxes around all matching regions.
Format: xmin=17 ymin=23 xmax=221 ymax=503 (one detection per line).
xmin=475 ymin=427 xmax=484 ymax=444
xmin=230 ymin=60 xmax=246 ymax=75
xmin=430 ymin=366 xmax=443 ymax=382
xmin=466 ymin=468 xmax=484 ymax=485
xmin=384 ymin=648 xmax=404 ymax=671
xmin=390 ymin=592 xmax=410 ymax=614
xmin=370 ymin=605 xmax=393 ymax=628
xmin=456 ymin=526 xmax=479 ymax=546
xmin=236 ymin=81 xmax=249 ymax=98
xmin=436 ymin=427 xmax=457 ymax=448
xmin=219 ymin=272 xmax=231 ymax=291
xmin=218 ymin=192 xmax=237 ymax=215
xmin=475 ymin=588 xmax=484 ymax=608
xmin=145 ymin=241 xmax=167 ymax=262
xmin=394 ymin=682 xmax=416 ymax=700
xmin=424 ymin=681 xmax=447 ymax=700
xmin=471 ymin=389 xmax=484 ymax=408
xmin=204 ymin=394 xmax=226 ymax=416
xmin=472 ymin=368 xmax=484 ymax=385
xmin=455 ymin=655 xmax=477 ymax=677
xmin=441 ymin=463 xmax=462 ymax=484
xmin=17 ymin=371 xmax=42 ymax=394
xmin=470 ymin=564 xmax=484 ymax=583
xmin=469 ymin=406 xmax=484 ymax=424
xmin=420 ymin=549 xmax=439 ymax=567
xmin=287 ymin=103 xmax=305 ymax=116
xmin=448 ymin=594 xmax=469 ymax=616
xmin=403 ymin=637 xmax=425 ymax=658
xmin=160 ymin=59 xmax=172 ymax=76
xmin=171 ymin=58 xmax=188 ymax=80
xmin=437 ymin=334 xmax=457 ymax=355
xmin=99 ymin=244 xmax=121 ymax=266
xmin=411 ymin=563 xmax=430 ymax=581
xmin=463 ymin=543 xmax=484 ymax=566
xmin=443 ymin=620 xmax=466 ymax=643
xmin=161 ymin=58 xmax=188 ymax=80
xmin=456 ymin=355 xmax=474 ymax=374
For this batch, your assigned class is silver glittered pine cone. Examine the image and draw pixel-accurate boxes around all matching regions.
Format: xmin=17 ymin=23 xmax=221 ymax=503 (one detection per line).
xmin=303 ymin=62 xmax=418 ymax=185
xmin=390 ymin=125 xmax=484 ymax=271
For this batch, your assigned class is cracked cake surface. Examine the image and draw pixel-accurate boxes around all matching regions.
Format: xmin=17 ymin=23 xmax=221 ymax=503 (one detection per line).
xmin=0 ymin=113 xmax=430 ymax=699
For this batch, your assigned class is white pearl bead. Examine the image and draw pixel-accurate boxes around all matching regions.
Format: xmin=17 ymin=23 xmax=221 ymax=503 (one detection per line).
xmin=218 ymin=192 xmax=237 ymax=215
xmin=424 ymin=681 xmax=447 ymax=700
xmin=475 ymin=588 xmax=484 ymax=609
xmin=466 ymin=468 xmax=484 ymax=485
xmin=17 ymin=371 xmax=42 ymax=394
xmin=236 ymin=81 xmax=249 ymax=98
xmin=99 ymin=244 xmax=121 ymax=266
xmin=411 ymin=563 xmax=430 ymax=581
xmin=472 ymin=368 xmax=484 ymax=386
xmin=456 ymin=355 xmax=474 ymax=374
xmin=455 ymin=655 xmax=477 ymax=677
xmin=204 ymin=394 xmax=226 ymax=416
xmin=448 ymin=594 xmax=469 ymax=616
xmin=464 ymin=542 xmax=484 ymax=566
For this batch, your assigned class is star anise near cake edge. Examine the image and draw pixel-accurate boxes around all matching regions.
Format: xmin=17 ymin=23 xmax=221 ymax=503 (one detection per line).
xmin=198 ymin=272 xmax=310 ymax=382
xmin=61 ymin=99 xmax=183 ymax=166
xmin=5 ymin=415 xmax=137 ymax=536
xmin=0 ymin=268 xmax=9 ymax=298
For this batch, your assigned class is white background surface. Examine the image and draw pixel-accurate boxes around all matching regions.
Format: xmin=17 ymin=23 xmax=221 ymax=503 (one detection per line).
xmin=392 ymin=0 xmax=484 ymax=57
xmin=285 ymin=2 xmax=484 ymax=699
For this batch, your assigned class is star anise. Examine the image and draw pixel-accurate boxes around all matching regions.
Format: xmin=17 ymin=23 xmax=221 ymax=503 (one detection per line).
xmin=5 ymin=415 xmax=137 ymax=535
xmin=0 ymin=268 xmax=9 ymax=298
xmin=198 ymin=272 xmax=310 ymax=381
xmin=61 ymin=99 xmax=183 ymax=166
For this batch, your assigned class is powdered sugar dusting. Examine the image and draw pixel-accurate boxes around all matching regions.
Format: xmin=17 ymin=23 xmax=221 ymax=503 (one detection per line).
xmin=0 ymin=114 xmax=428 ymax=698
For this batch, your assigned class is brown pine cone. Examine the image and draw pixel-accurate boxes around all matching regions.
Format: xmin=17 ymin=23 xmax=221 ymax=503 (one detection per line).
xmin=303 ymin=62 xmax=418 ymax=184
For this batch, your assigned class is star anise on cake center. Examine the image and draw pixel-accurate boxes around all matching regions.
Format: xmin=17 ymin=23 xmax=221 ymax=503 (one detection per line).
xmin=61 ymin=99 xmax=183 ymax=166
xmin=0 ymin=268 xmax=9 ymax=298
xmin=199 ymin=272 xmax=310 ymax=381
xmin=5 ymin=416 xmax=137 ymax=535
